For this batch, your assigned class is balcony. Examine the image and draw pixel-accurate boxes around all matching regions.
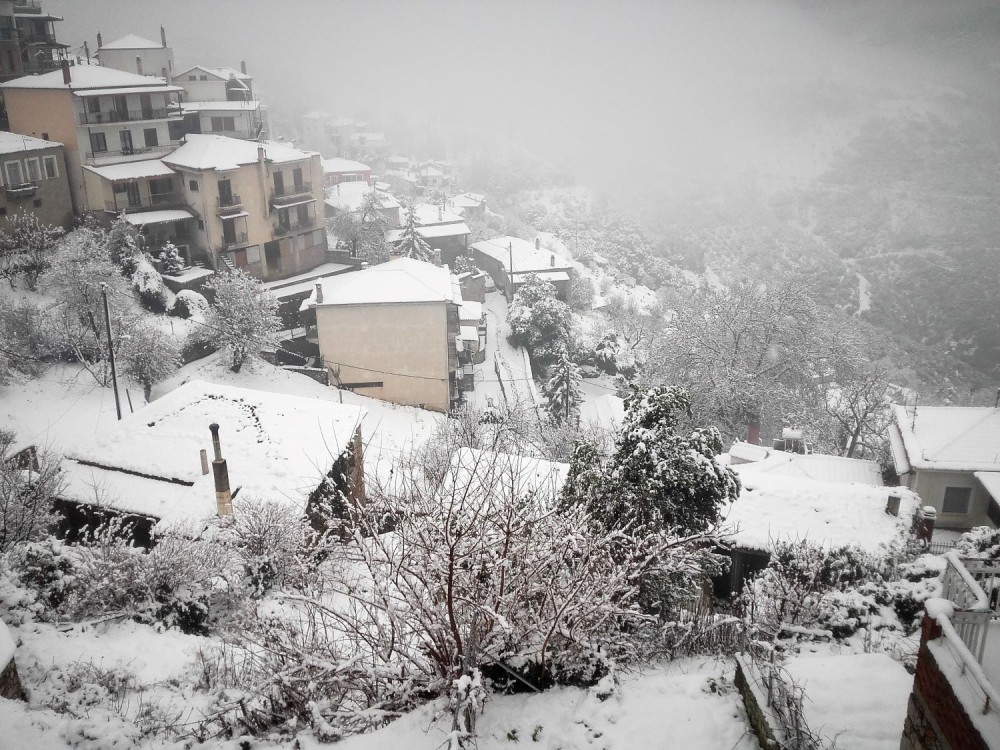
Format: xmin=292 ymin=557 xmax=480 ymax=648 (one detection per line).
xmin=271 ymin=181 xmax=312 ymax=206
xmin=273 ymin=219 xmax=313 ymax=237
xmin=208 ymin=123 xmax=264 ymax=141
xmin=4 ymin=182 xmax=37 ymax=198
xmin=217 ymin=194 xmax=243 ymax=215
xmin=78 ymin=108 xmax=176 ymax=125
xmin=220 ymin=231 xmax=249 ymax=251
xmin=85 ymin=145 xmax=174 ymax=165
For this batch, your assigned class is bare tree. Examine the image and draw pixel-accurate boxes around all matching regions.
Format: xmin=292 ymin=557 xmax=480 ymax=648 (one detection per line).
xmin=0 ymin=435 xmax=63 ymax=556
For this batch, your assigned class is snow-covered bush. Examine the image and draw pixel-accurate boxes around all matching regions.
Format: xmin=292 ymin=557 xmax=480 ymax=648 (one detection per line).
xmin=0 ymin=442 xmax=63 ymax=556
xmin=203 ymin=270 xmax=280 ymax=373
xmin=10 ymin=539 xmax=76 ymax=611
xmin=170 ymin=289 xmax=209 ymax=321
xmin=118 ymin=318 xmax=181 ymax=400
xmin=0 ymin=210 xmax=65 ymax=290
xmin=157 ymin=241 xmax=184 ymax=275
xmin=132 ymin=254 xmax=175 ymax=313
xmin=107 ymin=214 xmax=140 ymax=277
xmin=956 ymin=526 xmax=1000 ymax=559
xmin=508 ymin=273 xmax=571 ymax=368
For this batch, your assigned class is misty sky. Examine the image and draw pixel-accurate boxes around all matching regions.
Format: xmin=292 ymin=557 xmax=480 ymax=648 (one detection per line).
xmin=46 ymin=0 xmax=1000 ymax=192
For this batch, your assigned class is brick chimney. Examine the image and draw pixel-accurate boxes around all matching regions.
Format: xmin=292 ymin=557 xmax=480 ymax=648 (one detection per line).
xmin=97 ymin=31 xmax=103 ymax=49
xmin=535 ymin=237 xmax=540 ymax=250
xmin=315 ymin=282 xmax=324 ymax=304
xmin=209 ymin=423 xmax=233 ymax=516
xmin=240 ymin=60 xmax=247 ymax=75
xmin=61 ymin=59 xmax=71 ymax=85
xmin=135 ymin=56 xmax=143 ymax=76
xmin=550 ymin=253 xmax=555 ymax=267
xmin=160 ymin=25 xmax=167 ymax=48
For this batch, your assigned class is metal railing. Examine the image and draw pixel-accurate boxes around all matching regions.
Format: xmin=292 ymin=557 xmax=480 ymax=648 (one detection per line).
xmin=207 ymin=124 xmax=264 ymax=141
xmin=150 ymin=191 xmax=181 ymax=207
xmin=78 ymin=108 xmax=174 ymax=125
xmin=217 ymin=194 xmax=243 ymax=212
xmin=273 ymin=220 xmax=313 ymax=237
xmin=5 ymin=182 xmax=37 ymax=197
xmin=221 ymin=231 xmax=249 ymax=250
xmin=85 ymin=145 xmax=173 ymax=164
xmin=272 ymin=181 xmax=312 ymax=200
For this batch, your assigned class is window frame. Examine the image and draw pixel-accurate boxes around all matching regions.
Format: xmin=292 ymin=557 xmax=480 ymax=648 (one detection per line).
xmin=4 ymin=160 xmax=25 ymax=186
xmin=90 ymin=131 xmax=108 ymax=154
xmin=42 ymin=155 xmax=58 ymax=179
xmin=24 ymin=157 xmax=40 ymax=182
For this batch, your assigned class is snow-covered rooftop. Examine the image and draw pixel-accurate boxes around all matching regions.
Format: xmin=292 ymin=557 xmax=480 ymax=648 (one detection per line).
xmin=412 ymin=202 xmax=464 ymax=226
xmin=458 ymin=300 xmax=483 ymax=322
xmin=308 ymin=258 xmax=457 ymax=307
xmin=723 ymin=472 xmax=919 ymax=553
xmin=735 ymin=451 xmax=884 ymax=486
xmin=975 ymin=472 xmax=1000 ymax=502
xmin=891 ymin=404 xmax=1000 ymax=472
xmin=0 ymin=131 xmax=61 ymax=154
xmin=62 ymin=380 xmax=364 ymax=525
xmin=448 ymin=192 xmax=485 ymax=209
xmin=443 ymin=448 xmax=569 ymax=511
xmin=413 ymin=222 xmax=470 ymax=239
xmin=579 ymin=393 xmax=626 ymax=433
xmin=99 ymin=33 xmax=162 ymax=50
xmin=210 ymin=66 xmax=252 ymax=81
xmin=123 ymin=208 xmax=194 ymax=226
xmin=84 ymin=158 xmax=175 ymax=181
xmin=323 ymin=157 xmax=370 ymax=174
xmin=163 ymin=134 xmax=315 ymax=172
xmin=1 ymin=65 xmax=170 ymax=90
xmin=473 ymin=235 xmax=575 ymax=275
xmin=324 ymin=182 xmax=400 ymax=212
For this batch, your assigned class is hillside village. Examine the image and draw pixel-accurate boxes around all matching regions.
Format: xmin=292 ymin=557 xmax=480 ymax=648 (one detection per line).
xmin=0 ymin=4 xmax=999 ymax=750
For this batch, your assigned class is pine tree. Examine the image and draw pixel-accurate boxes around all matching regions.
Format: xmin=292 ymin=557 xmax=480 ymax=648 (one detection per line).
xmin=543 ymin=352 xmax=582 ymax=425
xmin=397 ymin=202 xmax=433 ymax=262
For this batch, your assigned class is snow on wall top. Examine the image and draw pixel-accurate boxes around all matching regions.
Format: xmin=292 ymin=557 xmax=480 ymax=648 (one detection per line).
xmin=0 ymin=131 xmax=62 ymax=154
xmin=722 ymin=472 xmax=918 ymax=553
xmin=63 ymin=380 xmax=364 ymax=523
xmin=323 ymin=157 xmax=370 ymax=174
xmin=1 ymin=65 xmax=169 ymax=90
xmin=735 ymin=452 xmax=884 ymax=486
xmin=472 ymin=236 xmax=575 ymax=275
xmin=308 ymin=257 xmax=457 ymax=307
xmin=163 ymin=135 xmax=316 ymax=172
xmin=892 ymin=404 xmax=1000 ymax=472
xmin=99 ymin=34 xmax=162 ymax=50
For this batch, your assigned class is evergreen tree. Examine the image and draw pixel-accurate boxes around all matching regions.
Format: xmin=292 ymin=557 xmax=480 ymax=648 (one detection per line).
xmin=507 ymin=274 xmax=571 ymax=368
xmin=107 ymin=213 xmax=140 ymax=277
xmin=543 ymin=352 xmax=582 ymax=425
xmin=396 ymin=202 xmax=433 ymax=262
xmin=158 ymin=241 xmax=184 ymax=275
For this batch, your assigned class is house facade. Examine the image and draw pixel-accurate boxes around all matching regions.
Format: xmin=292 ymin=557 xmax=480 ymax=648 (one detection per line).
xmin=175 ymin=64 xmax=253 ymax=102
xmin=888 ymin=404 xmax=1000 ymax=530
xmin=1 ymin=63 xmax=184 ymax=212
xmin=472 ymin=235 xmax=573 ymax=299
xmin=305 ymin=258 xmax=461 ymax=413
xmin=163 ymin=134 xmax=327 ymax=281
xmin=322 ymin=157 xmax=371 ymax=187
xmin=0 ymin=130 xmax=72 ymax=229
xmin=96 ymin=30 xmax=174 ymax=79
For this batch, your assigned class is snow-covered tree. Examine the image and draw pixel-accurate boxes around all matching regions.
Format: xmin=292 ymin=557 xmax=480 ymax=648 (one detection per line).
xmin=396 ymin=202 xmax=433 ymax=261
xmin=507 ymin=273 xmax=571 ymax=368
xmin=0 ymin=210 xmax=65 ymax=290
xmin=564 ymin=385 xmax=740 ymax=536
xmin=0 ymin=435 xmax=63 ymax=555
xmin=204 ymin=269 xmax=279 ymax=373
xmin=158 ymin=241 xmax=184 ymax=275
xmin=118 ymin=318 xmax=180 ymax=400
xmin=543 ymin=352 xmax=582 ymax=425
xmin=328 ymin=191 xmax=390 ymax=265
xmin=106 ymin=213 xmax=140 ymax=277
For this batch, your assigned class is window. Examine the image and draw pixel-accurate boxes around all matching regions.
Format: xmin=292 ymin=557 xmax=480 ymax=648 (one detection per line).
xmin=41 ymin=132 xmax=49 ymax=141
xmin=43 ymin=155 xmax=58 ymax=179
xmin=943 ymin=487 xmax=972 ymax=515
xmin=199 ymin=75 xmax=208 ymax=81
xmin=87 ymin=97 xmax=101 ymax=114
xmin=189 ymin=179 xmax=199 ymax=192
xmin=24 ymin=157 xmax=40 ymax=182
xmin=143 ymin=128 xmax=158 ymax=148
xmin=148 ymin=177 xmax=173 ymax=197
xmin=32 ymin=199 xmax=41 ymax=208
xmin=90 ymin=132 xmax=107 ymax=154
xmin=188 ymin=74 xmax=197 ymax=81
xmin=197 ymin=219 xmax=204 ymax=230
xmin=296 ymin=203 xmax=310 ymax=225
xmin=209 ymin=116 xmax=235 ymax=132
xmin=119 ymin=130 xmax=134 ymax=155
xmin=124 ymin=180 xmax=141 ymax=207
xmin=4 ymin=160 xmax=24 ymax=186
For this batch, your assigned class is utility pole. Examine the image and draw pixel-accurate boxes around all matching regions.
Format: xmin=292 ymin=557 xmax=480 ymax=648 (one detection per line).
xmin=508 ymin=241 xmax=513 ymax=299
xmin=100 ymin=282 xmax=123 ymax=421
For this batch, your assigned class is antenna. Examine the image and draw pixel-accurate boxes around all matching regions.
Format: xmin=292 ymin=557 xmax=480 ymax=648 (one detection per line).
xmin=911 ymin=393 xmax=918 ymax=431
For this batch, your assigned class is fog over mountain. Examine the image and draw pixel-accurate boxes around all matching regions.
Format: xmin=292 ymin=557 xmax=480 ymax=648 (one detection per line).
xmin=48 ymin=0 xmax=1000 ymax=194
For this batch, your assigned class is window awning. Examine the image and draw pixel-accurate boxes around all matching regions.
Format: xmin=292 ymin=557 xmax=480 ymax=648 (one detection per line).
xmin=73 ymin=85 xmax=184 ymax=97
xmin=84 ymin=159 xmax=175 ymax=181
xmin=124 ymin=209 xmax=194 ymax=226
xmin=273 ymin=197 xmax=316 ymax=209
xmin=218 ymin=210 xmax=249 ymax=219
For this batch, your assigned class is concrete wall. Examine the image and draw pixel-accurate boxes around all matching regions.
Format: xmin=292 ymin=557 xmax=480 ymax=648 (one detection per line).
xmin=0 ymin=143 xmax=73 ymax=229
xmin=908 ymin=469 xmax=995 ymax=530
xmin=178 ymin=77 xmax=227 ymax=102
xmin=99 ymin=47 xmax=174 ymax=78
xmin=5 ymin=88 xmax=83 ymax=210
xmin=315 ymin=301 xmax=450 ymax=412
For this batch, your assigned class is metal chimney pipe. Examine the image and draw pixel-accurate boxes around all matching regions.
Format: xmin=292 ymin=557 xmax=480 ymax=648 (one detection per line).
xmin=240 ymin=60 xmax=247 ymax=75
xmin=535 ymin=237 xmax=540 ymax=250
xmin=199 ymin=448 xmax=209 ymax=475
xmin=135 ymin=56 xmax=143 ymax=76
xmin=315 ymin=282 xmax=324 ymax=304
xmin=97 ymin=31 xmax=103 ymax=49
xmin=160 ymin=25 xmax=167 ymax=48
xmin=208 ymin=423 xmax=232 ymax=515
xmin=61 ymin=59 xmax=71 ymax=85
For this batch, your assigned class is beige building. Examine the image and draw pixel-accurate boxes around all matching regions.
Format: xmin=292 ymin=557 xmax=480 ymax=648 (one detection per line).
xmin=0 ymin=130 xmax=72 ymax=229
xmin=888 ymin=404 xmax=1000 ymax=530
xmin=175 ymin=64 xmax=253 ymax=102
xmin=0 ymin=63 xmax=184 ymax=212
xmin=305 ymin=257 xmax=461 ymax=413
xmin=96 ymin=31 xmax=174 ymax=79
xmin=471 ymin=235 xmax=573 ymax=300
xmin=162 ymin=134 xmax=326 ymax=281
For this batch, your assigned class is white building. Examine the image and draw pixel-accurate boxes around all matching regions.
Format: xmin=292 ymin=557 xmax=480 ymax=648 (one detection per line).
xmin=96 ymin=30 xmax=174 ymax=79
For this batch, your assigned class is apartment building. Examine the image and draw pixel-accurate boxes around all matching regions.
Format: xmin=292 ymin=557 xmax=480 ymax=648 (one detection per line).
xmin=0 ymin=1 xmax=22 ymax=81
xmin=96 ymin=29 xmax=174 ymax=79
xmin=0 ymin=130 xmax=72 ymax=229
xmin=162 ymin=134 xmax=326 ymax=281
xmin=13 ymin=0 xmax=66 ymax=76
xmin=1 ymin=63 xmax=184 ymax=212
xmin=175 ymin=64 xmax=253 ymax=102
xmin=304 ymin=257 xmax=462 ymax=413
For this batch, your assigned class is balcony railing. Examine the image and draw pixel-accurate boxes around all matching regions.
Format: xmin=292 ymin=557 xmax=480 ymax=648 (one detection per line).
xmin=149 ymin=191 xmax=181 ymax=207
xmin=271 ymin=182 xmax=312 ymax=205
xmin=217 ymin=194 xmax=243 ymax=214
xmin=221 ymin=231 xmax=249 ymax=250
xmin=21 ymin=56 xmax=62 ymax=74
xmin=208 ymin=124 xmax=264 ymax=141
xmin=273 ymin=219 xmax=313 ymax=237
xmin=4 ymin=182 xmax=37 ymax=198
xmin=19 ymin=32 xmax=57 ymax=45
xmin=78 ymin=108 xmax=176 ymax=125
xmin=85 ymin=145 xmax=174 ymax=164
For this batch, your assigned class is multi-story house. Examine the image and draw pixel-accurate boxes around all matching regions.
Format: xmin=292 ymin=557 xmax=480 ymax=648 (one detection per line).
xmin=162 ymin=134 xmax=326 ymax=281
xmin=0 ymin=1 xmax=23 ymax=82
xmin=96 ymin=29 xmax=174 ymax=79
xmin=1 ymin=63 xmax=185 ymax=212
xmin=13 ymin=0 xmax=66 ymax=75
xmin=174 ymin=64 xmax=267 ymax=142
xmin=304 ymin=257 xmax=462 ymax=413
xmin=175 ymin=64 xmax=253 ymax=102
xmin=0 ymin=130 xmax=72 ymax=229
xmin=322 ymin=157 xmax=370 ymax=187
